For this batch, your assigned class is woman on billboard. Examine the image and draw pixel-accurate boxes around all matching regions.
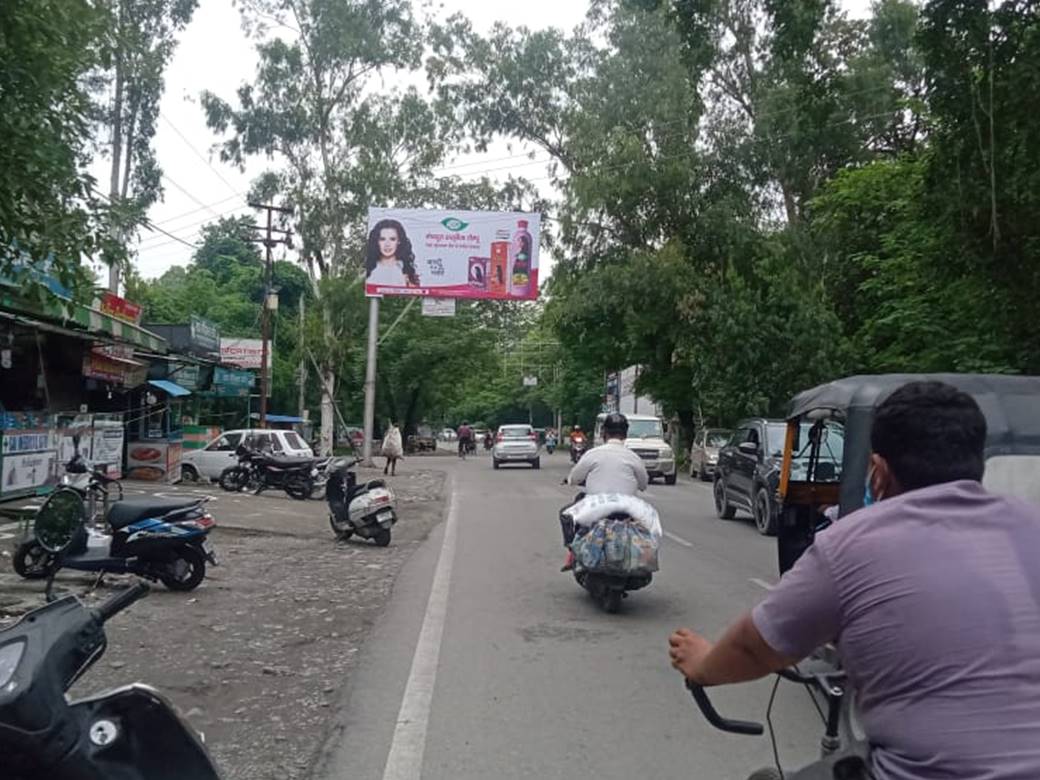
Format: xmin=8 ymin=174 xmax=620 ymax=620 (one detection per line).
xmin=365 ymin=219 xmax=420 ymax=287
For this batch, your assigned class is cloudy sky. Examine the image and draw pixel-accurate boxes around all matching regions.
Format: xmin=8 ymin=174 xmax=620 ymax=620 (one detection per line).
xmin=121 ymin=0 xmax=870 ymax=281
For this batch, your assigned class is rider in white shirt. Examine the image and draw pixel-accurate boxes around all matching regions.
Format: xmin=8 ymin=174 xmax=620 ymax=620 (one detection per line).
xmin=560 ymin=412 xmax=648 ymax=569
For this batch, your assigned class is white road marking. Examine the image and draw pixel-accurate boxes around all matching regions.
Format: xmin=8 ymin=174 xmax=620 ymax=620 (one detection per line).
xmin=749 ymin=577 xmax=774 ymax=591
xmin=380 ymin=475 xmax=458 ymax=780
xmin=664 ymin=530 xmax=694 ymax=548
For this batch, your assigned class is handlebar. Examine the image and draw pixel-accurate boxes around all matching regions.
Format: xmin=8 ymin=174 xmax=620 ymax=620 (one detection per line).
xmin=685 ymin=679 xmax=764 ymax=735
xmin=92 ymin=582 xmax=150 ymax=623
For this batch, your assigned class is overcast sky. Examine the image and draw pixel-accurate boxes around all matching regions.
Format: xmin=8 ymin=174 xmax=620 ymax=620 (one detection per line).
xmin=122 ymin=0 xmax=870 ymax=282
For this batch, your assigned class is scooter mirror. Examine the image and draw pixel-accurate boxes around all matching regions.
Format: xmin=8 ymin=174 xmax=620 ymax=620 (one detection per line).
xmin=35 ymin=487 xmax=87 ymax=554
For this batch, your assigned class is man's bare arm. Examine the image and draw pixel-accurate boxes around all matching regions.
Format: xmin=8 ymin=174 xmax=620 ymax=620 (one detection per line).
xmin=669 ymin=612 xmax=799 ymax=686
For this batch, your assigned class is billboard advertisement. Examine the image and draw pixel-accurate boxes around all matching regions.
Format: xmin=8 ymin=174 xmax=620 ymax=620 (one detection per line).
xmin=365 ymin=207 xmax=541 ymax=300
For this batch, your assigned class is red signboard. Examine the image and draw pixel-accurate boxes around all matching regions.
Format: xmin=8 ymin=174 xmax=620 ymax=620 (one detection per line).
xmin=100 ymin=292 xmax=143 ymax=325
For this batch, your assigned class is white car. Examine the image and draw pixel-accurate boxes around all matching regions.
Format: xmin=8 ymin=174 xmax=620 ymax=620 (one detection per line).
xmin=181 ymin=428 xmax=314 ymax=482
xmin=439 ymin=428 xmax=457 ymax=441
xmin=491 ymin=424 xmax=541 ymax=469
xmin=595 ymin=413 xmax=677 ymax=485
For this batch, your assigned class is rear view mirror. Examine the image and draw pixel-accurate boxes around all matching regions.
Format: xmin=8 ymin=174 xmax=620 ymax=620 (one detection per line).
xmin=738 ymin=441 xmax=759 ymax=456
xmin=35 ymin=488 xmax=86 ymax=554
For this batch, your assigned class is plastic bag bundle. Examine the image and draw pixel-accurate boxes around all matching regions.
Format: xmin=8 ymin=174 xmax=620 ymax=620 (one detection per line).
xmin=572 ymin=519 xmax=659 ymax=576
xmin=562 ymin=493 xmax=662 ymax=540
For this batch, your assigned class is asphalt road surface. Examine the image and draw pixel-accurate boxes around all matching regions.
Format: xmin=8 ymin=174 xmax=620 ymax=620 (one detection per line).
xmin=313 ymin=452 xmax=825 ymax=780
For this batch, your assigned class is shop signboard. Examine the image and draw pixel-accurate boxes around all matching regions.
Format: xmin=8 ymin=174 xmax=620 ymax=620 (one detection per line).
xmin=91 ymin=421 xmax=125 ymax=479
xmin=174 ymin=363 xmax=203 ymax=391
xmin=213 ymin=366 xmax=254 ymax=398
xmin=82 ymin=349 xmax=148 ymax=387
xmin=220 ymin=338 xmax=271 ymax=370
xmin=100 ymin=292 xmax=143 ymax=325
xmin=365 ymin=207 xmax=541 ymax=300
xmin=126 ymin=441 xmax=169 ymax=481
xmin=2 ymin=430 xmax=52 ymax=455
xmin=190 ymin=315 xmax=220 ymax=355
xmin=2 ymin=450 xmax=57 ymax=493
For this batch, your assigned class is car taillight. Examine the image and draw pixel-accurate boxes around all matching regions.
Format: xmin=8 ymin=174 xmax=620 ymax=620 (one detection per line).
xmin=529 ymin=433 xmax=537 ymax=441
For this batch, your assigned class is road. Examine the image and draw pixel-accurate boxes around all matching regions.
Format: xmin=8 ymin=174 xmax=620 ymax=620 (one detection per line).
xmin=313 ymin=452 xmax=825 ymax=780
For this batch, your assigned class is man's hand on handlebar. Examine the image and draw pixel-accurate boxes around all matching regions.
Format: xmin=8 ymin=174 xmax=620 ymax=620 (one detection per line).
xmin=669 ymin=628 xmax=714 ymax=684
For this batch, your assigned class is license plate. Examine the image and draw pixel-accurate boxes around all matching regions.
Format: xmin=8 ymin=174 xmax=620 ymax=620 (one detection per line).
xmin=377 ymin=510 xmax=394 ymax=524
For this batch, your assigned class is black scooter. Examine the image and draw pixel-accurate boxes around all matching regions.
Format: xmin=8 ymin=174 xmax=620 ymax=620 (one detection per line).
xmin=0 ymin=583 xmax=222 ymax=779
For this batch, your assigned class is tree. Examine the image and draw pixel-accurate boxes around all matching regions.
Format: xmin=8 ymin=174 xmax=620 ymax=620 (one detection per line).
xmin=0 ymin=0 xmax=123 ymax=295
xmin=202 ymin=0 xmax=461 ymax=454
xmin=100 ymin=0 xmax=197 ymax=292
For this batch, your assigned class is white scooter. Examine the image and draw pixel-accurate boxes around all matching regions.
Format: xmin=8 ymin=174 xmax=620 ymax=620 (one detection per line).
xmin=326 ymin=457 xmax=398 ymax=546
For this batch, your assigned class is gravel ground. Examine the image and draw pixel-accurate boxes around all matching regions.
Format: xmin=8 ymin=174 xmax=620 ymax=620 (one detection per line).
xmin=0 ymin=466 xmax=446 ymax=780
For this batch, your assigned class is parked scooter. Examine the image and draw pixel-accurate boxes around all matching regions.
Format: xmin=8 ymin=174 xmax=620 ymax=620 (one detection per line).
xmin=12 ymin=479 xmax=218 ymax=591
xmin=0 ymin=582 xmax=222 ymax=780
xmin=326 ymin=457 xmax=398 ymax=546
xmin=219 ymin=442 xmax=317 ymax=500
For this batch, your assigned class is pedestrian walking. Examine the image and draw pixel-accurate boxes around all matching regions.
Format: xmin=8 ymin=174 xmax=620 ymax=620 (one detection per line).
xmin=382 ymin=421 xmax=403 ymax=476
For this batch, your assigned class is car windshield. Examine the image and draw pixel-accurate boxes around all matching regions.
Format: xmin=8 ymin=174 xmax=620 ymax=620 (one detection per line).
xmin=500 ymin=426 xmax=531 ymax=438
xmin=626 ymin=419 xmax=663 ymax=439
xmin=767 ymin=422 xmax=845 ymax=463
xmin=706 ymin=430 xmax=730 ymax=447
xmin=284 ymin=432 xmax=305 ymax=450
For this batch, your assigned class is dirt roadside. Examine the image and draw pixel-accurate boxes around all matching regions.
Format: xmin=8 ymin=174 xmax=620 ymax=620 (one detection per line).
xmin=0 ymin=466 xmax=446 ymax=780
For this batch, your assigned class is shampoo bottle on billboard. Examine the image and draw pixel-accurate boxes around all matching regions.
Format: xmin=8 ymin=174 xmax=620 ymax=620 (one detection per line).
xmin=490 ymin=230 xmax=510 ymax=297
xmin=510 ymin=220 xmax=532 ymax=297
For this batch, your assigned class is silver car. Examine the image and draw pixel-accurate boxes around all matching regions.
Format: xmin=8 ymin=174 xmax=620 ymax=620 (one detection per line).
xmin=491 ymin=424 xmax=541 ymax=470
xmin=690 ymin=428 xmax=733 ymax=481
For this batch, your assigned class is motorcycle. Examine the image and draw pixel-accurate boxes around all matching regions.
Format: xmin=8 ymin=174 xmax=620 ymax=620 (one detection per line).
xmin=219 ymin=443 xmax=318 ymax=500
xmin=12 ymin=480 xmax=218 ymax=592
xmin=0 ymin=582 xmax=222 ymax=780
xmin=546 ymin=436 xmax=557 ymax=455
xmin=326 ymin=457 xmax=398 ymax=546
xmin=562 ymin=492 xmax=658 ymax=613
xmin=570 ymin=436 xmax=588 ymax=464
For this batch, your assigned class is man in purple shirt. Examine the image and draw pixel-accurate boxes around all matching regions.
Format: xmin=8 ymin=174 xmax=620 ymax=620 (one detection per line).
xmin=669 ymin=381 xmax=1040 ymax=779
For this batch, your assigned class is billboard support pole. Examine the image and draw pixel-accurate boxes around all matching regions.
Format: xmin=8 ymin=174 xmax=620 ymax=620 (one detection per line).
xmin=362 ymin=296 xmax=380 ymax=466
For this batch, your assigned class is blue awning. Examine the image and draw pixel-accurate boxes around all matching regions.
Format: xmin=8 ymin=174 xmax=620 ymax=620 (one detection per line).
xmin=148 ymin=379 xmax=191 ymax=397
xmin=249 ymin=413 xmax=303 ymax=424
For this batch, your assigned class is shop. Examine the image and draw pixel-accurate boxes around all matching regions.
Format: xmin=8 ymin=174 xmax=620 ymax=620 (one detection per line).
xmin=125 ymin=379 xmax=190 ymax=483
xmin=0 ymin=282 xmax=168 ymax=499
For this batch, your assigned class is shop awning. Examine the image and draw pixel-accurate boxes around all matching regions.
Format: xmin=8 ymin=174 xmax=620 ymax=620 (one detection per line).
xmin=148 ymin=379 xmax=191 ymax=397
xmin=0 ymin=291 xmax=167 ymax=353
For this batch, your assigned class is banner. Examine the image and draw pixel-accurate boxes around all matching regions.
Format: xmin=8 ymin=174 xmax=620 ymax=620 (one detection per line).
xmin=421 ymin=298 xmax=456 ymax=317
xmin=220 ymin=338 xmax=271 ymax=370
xmin=189 ymin=315 xmax=220 ymax=354
xmin=365 ymin=208 xmax=540 ymax=300
xmin=100 ymin=292 xmax=143 ymax=325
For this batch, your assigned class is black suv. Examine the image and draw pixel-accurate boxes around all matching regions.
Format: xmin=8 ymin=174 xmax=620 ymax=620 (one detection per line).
xmin=714 ymin=418 xmax=845 ymax=535
xmin=713 ymin=418 xmax=788 ymax=535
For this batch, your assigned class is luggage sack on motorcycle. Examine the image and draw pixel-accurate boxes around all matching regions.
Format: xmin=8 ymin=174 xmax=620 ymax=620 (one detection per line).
xmin=572 ymin=519 xmax=659 ymax=575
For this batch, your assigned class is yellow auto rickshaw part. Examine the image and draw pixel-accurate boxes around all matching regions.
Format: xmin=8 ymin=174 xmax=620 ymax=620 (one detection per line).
xmin=779 ymin=420 xmax=797 ymax=499
xmin=783 ymin=481 xmax=841 ymax=507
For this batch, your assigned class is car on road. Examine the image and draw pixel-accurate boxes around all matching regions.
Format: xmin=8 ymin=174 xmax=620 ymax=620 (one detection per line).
xmin=439 ymin=428 xmax=457 ymax=441
xmin=406 ymin=425 xmax=437 ymax=453
xmin=594 ymin=413 xmax=677 ymax=484
xmin=182 ymin=428 xmax=314 ymax=482
xmin=689 ymin=427 xmax=732 ymax=480
xmin=714 ymin=418 xmax=843 ymax=535
xmin=491 ymin=424 xmax=541 ymax=469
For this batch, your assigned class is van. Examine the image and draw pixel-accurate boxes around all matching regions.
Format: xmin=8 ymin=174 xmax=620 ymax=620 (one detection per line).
xmin=181 ymin=428 xmax=314 ymax=482
xmin=594 ymin=413 xmax=677 ymax=485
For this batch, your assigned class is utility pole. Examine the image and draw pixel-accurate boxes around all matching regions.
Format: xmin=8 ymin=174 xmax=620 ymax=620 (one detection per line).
xmin=248 ymin=202 xmax=293 ymax=429
xmin=298 ymin=292 xmax=306 ymax=420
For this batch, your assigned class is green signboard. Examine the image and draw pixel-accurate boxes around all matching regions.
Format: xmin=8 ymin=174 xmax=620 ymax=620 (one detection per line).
xmin=212 ymin=367 xmax=254 ymax=398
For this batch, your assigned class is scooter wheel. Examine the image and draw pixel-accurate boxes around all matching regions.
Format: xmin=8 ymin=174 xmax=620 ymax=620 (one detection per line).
xmin=160 ymin=546 xmax=206 ymax=591
xmin=12 ymin=540 xmax=58 ymax=579
xmin=373 ymin=529 xmax=391 ymax=547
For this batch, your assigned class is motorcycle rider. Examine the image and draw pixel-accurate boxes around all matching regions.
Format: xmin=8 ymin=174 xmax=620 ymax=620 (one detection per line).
xmin=457 ymin=421 xmax=473 ymax=458
xmin=560 ymin=412 xmax=648 ymax=570
xmin=668 ymin=381 xmax=1040 ymax=779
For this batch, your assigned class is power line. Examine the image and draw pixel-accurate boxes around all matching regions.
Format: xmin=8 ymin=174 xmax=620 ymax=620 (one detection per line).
xmin=91 ymin=186 xmax=200 ymax=250
xmin=160 ymin=112 xmax=241 ymax=195
xmin=161 ymin=172 xmax=221 ymax=217
xmin=138 ymin=205 xmax=251 ymax=247
xmin=153 ymin=192 xmax=247 ymax=226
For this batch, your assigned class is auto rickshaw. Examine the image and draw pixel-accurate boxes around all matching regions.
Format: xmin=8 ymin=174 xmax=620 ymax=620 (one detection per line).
xmin=776 ymin=372 xmax=1040 ymax=575
xmin=685 ymin=373 xmax=1040 ymax=777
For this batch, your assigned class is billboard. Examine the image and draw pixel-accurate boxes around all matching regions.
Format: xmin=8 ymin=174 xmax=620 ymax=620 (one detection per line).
xmin=365 ymin=207 xmax=540 ymax=300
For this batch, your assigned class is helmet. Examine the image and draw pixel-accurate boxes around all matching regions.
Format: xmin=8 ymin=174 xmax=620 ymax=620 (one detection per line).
xmin=573 ymin=424 xmax=582 ymax=431
xmin=602 ymin=412 xmax=629 ymax=439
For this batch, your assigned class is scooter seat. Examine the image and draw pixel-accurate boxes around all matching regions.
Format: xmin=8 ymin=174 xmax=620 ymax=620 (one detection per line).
xmin=107 ymin=498 xmax=201 ymax=529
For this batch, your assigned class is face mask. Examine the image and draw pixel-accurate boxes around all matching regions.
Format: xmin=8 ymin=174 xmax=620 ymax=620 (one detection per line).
xmin=863 ymin=479 xmax=874 ymax=507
